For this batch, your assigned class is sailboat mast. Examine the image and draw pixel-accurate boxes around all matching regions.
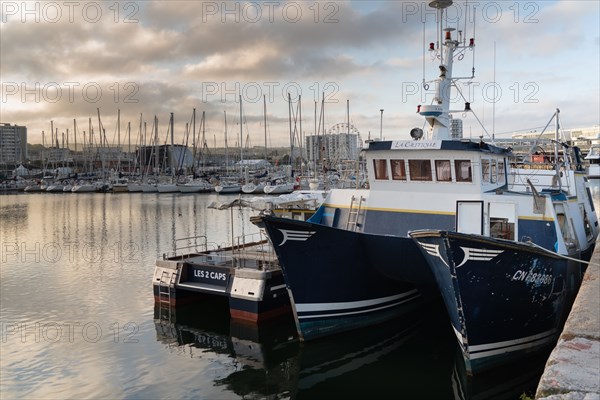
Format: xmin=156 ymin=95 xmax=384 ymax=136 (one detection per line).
xmin=117 ymin=109 xmax=121 ymax=173
xmin=73 ymin=119 xmax=77 ymax=172
xmin=127 ymin=122 xmax=131 ymax=174
xmin=239 ymin=95 xmax=243 ymax=165
xmin=314 ymin=101 xmax=317 ymax=177
xmin=224 ymin=110 xmax=229 ymax=172
xmin=263 ymin=95 xmax=267 ymax=161
xmin=299 ymin=94 xmax=303 ymax=177
xmin=201 ymin=111 xmax=206 ymax=170
xmin=154 ymin=115 xmax=158 ymax=175
xmin=170 ymin=112 xmax=174 ymax=179
xmin=192 ymin=108 xmax=197 ymax=173
xmin=288 ymin=92 xmax=293 ymax=171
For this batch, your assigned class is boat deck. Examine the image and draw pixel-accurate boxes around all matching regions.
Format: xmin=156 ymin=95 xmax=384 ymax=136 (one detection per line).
xmin=153 ymin=234 xmax=289 ymax=323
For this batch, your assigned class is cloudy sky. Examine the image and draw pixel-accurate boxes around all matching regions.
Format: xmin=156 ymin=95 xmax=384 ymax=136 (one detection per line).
xmin=1 ymin=0 xmax=599 ymax=149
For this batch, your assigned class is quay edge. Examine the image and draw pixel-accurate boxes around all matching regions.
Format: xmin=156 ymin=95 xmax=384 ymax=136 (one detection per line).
xmin=536 ymin=238 xmax=600 ymax=399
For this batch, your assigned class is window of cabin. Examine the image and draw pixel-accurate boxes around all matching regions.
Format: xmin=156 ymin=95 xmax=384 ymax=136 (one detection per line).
xmin=455 ymin=160 xmax=472 ymax=182
xmin=581 ymin=206 xmax=594 ymax=241
xmin=490 ymin=159 xmax=498 ymax=183
xmin=391 ymin=159 xmax=406 ymax=180
xmin=373 ymin=159 xmax=389 ymax=180
xmin=481 ymin=159 xmax=490 ymax=183
xmin=557 ymin=213 xmax=576 ymax=249
xmin=435 ymin=160 xmax=452 ymax=182
xmin=408 ymin=160 xmax=432 ymax=181
xmin=497 ymin=161 xmax=505 ymax=183
xmin=489 ymin=217 xmax=514 ymax=240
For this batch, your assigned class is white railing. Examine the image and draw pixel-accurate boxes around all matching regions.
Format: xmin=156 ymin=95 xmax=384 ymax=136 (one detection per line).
xmin=163 ymin=231 xmax=279 ymax=270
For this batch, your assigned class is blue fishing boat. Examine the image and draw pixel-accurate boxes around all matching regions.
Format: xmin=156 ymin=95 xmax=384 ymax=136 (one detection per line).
xmin=259 ymin=0 xmax=599 ymax=359
xmin=409 ymin=230 xmax=586 ymax=374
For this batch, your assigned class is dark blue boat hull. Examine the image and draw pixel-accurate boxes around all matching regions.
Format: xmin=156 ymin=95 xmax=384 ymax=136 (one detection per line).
xmin=261 ymin=215 xmax=429 ymax=341
xmin=410 ymin=230 xmax=583 ymax=374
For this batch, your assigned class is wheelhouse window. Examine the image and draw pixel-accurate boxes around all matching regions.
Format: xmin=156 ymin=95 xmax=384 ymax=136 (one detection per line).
xmin=373 ymin=159 xmax=389 ymax=180
xmin=435 ymin=160 xmax=452 ymax=182
xmin=490 ymin=160 xmax=498 ymax=183
xmin=481 ymin=159 xmax=490 ymax=183
xmin=409 ymin=160 xmax=432 ymax=181
xmin=390 ymin=159 xmax=406 ymax=181
xmin=497 ymin=161 xmax=505 ymax=183
xmin=455 ymin=160 xmax=472 ymax=182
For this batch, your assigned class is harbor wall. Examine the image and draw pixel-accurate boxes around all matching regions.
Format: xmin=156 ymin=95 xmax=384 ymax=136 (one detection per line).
xmin=536 ymin=239 xmax=600 ymax=399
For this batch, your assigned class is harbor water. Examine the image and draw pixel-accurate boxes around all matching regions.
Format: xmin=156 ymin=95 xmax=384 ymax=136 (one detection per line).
xmin=1 ymin=182 xmax=599 ymax=399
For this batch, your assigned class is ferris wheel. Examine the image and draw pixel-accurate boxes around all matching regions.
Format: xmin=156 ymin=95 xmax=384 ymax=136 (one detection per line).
xmin=327 ymin=122 xmax=360 ymax=137
xmin=322 ymin=122 xmax=363 ymax=167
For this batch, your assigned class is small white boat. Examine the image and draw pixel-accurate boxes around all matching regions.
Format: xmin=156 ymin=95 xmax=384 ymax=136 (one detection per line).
xmin=46 ymin=183 xmax=65 ymax=192
xmin=263 ymin=179 xmax=295 ymax=194
xmin=24 ymin=184 xmax=45 ymax=192
xmin=241 ymin=181 xmax=266 ymax=194
xmin=71 ymin=182 xmax=97 ymax=192
xmin=141 ymin=183 xmax=158 ymax=193
xmin=215 ymin=181 xmax=242 ymax=194
xmin=156 ymin=183 xmax=179 ymax=193
xmin=111 ymin=178 xmax=130 ymax=193
xmin=127 ymin=181 xmax=144 ymax=192
xmin=178 ymin=179 xmax=213 ymax=193
xmin=140 ymin=178 xmax=158 ymax=192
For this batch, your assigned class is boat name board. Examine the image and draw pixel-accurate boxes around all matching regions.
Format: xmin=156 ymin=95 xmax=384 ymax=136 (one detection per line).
xmin=391 ymin=140 xmax=442 ymax=150
xmin=189 ymin=266 xmax=229 ymax=287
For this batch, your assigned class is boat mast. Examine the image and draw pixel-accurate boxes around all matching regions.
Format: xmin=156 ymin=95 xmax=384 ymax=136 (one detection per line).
xmin=117 ymin=109 xmax=121 ymax=175
xmin=263 ymin=95 xmax=268 ymax=161
xmin=224 ymin=110 xmax=229 ymax=173
xmin=192 ymin=108 xmax=197 ymax=175
xmin=288 ymin=92 xmax=293 ymax=173
xmin=418 ymin=0 xmax=475 ymax=141
xmin=170 ymin=112 xmax=175 ymax=181
xmin=554 ymin=108 xmax=562 ymax=191
xmin=201 ymin=111 xmax=206 ymax=170
xmin=299 ymin=95 xmax=303 ymax=177
xmin=154 ymin=115 xmax=158 ymax=176
xmin=239 ymin=95 xmax=244 ymax=166
xmin=73 ymin=119 xmax=77 ymax=172
xmin=127 ymin=122 xmax=131 ymax=175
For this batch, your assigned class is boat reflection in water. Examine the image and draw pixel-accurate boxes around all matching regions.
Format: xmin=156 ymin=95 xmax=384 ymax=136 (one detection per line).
xmin=153 ymin=301 xmax=544 ymax=399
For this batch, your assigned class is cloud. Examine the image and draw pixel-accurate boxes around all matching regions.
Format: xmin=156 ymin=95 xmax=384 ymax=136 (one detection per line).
xmin=1 ymin=1 xmax=598 ymax=146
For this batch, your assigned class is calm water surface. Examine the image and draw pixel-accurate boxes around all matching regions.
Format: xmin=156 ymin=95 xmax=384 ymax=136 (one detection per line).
xmin=1 ymin=182 xmax=598 ymax=399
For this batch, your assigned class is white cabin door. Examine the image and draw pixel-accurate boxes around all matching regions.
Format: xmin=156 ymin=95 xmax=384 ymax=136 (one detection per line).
xmin=456 ymin=201 xmax=483 ymax=234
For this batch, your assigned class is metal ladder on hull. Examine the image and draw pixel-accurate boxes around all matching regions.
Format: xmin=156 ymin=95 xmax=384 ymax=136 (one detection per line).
xmin=157 ymin=270 xmax=177 ymax=321
xmin=346 ymin=195 xmax=365 ymax=231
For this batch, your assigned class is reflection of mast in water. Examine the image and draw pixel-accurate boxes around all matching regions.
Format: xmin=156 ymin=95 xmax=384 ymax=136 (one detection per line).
xmin=155 ymin=196 xmax=161 ymax=258
xmin=170 ymin=194 xmax=176 ymax=249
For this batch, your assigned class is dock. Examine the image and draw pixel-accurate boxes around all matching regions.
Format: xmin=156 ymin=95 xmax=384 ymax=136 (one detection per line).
xmin=153 ymin=233 xmax=291 ymax=323
xmin=536 ymin=239 xmax=600 ymax=399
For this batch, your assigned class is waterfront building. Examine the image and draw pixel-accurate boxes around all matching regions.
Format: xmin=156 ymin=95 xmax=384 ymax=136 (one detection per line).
xmin=0 ymin=123 xmax=27 ymax=164
xmin=305 ymin=131 xmax=362 ymax=167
